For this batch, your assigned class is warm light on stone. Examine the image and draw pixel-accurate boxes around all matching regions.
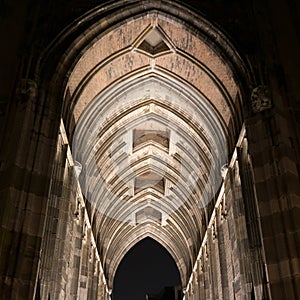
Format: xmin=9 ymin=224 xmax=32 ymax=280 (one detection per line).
xmin=0 ymin=1 xmax=299 ymax=299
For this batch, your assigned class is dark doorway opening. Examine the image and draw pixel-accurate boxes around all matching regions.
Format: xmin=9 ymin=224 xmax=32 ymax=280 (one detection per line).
xmin=112 ymin=237 xmax=181 ymax=300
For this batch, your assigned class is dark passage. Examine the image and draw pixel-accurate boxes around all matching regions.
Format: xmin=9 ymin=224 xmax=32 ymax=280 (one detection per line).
xmin=112 ymin=237 xmax=181 ymax=300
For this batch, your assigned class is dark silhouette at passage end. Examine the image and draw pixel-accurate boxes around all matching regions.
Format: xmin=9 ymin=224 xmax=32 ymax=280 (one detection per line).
xmin=112 ymin=237 xmax=182 ymax=300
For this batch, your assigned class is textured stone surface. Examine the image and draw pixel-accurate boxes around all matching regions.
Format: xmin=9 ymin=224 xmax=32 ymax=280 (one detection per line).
xmin=0 ymin=0 xmax=299 ymax=299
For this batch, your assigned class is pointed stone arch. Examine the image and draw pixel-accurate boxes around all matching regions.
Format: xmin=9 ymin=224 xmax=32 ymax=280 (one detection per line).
xmin=106 ymin=225 xmax=190 ymax=287
xmin=34 ymin=0 xmax=253 ymax=297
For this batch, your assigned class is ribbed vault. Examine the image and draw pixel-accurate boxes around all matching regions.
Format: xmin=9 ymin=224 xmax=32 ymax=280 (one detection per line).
xmin=61 ymin=1 xmax=246 ymax=290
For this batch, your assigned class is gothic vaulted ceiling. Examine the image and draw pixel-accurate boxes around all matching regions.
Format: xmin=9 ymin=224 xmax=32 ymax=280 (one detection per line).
xmin=59 ymin=0 xmax=246 ymax=287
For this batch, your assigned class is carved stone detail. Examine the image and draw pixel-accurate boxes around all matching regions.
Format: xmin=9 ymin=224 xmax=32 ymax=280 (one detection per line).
xmin=17 ymin=78 xmax=38 ymax=102
xmin=204 ymin=243 xmax=209 ymax=260
xmin=221 ymin=196 xmax=228 ymax=220
xmin=74 ymin=161 xmax=82 ymax=178
xmin=221 ymin=163 xmax=228 ymax=179
xmin=212 ymin=219 xmax=217 ymax=240
xmin=251 ymin=85 xmax=272 ymax=113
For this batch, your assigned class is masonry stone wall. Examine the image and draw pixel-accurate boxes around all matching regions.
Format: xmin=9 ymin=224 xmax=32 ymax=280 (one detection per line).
xmin=0 ymin=1 xmax=299 ymax=299
xmin=38 ymin=123 xmax=110 ymax=299
xmin=184 ymin=134 xmax=269 ymax=299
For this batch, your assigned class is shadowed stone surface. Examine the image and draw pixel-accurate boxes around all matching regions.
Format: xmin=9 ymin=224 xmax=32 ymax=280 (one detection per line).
xmin=0 ymin=1 xmax=299 ymax=299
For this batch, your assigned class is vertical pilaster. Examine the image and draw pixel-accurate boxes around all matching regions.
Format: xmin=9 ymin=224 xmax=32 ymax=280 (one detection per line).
xmin=0 ymin=79 xmax=60 ymax=299
xmin=249 ymin=1 xmax=300 ymax=297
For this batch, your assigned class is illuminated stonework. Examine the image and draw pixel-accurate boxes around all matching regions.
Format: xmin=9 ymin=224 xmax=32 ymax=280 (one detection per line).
xmin=2 ymin=0 xmax=299 ymax=299
xmin=67 ymin=4 xmax=243 ymax=291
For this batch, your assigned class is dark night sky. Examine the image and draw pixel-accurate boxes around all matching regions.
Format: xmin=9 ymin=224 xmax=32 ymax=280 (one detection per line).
xmin=112 ymin=237 xmax=181 ymax=300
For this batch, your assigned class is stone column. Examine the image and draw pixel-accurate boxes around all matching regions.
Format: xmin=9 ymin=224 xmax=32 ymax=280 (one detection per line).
xmin=0 ymin=78 xmax=60 ymax=299
xmin=216 ymin=198 xmax=231 ymax=300
xmin=227 ymin=160 xmax=252 ymax=299
xmin=249 ymin=0 xmax=300 ymax=296
xmin=247 ymin=104 xmax=300 ymax=299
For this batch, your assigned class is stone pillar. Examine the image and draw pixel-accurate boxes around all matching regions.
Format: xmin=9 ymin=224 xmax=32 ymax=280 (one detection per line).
xmin=207 ymin=222 xmax=221 ymax=299
xmin=198 ymin=257 xmax=205 ymax=299
xmin=38 ymin=128 xmax=82 ymax=299
xmin=249 ymin=1 xmax=300 ymax=296
xmin=0 ymin=77 xmax=60 ymax=299
xmin=216 ymin=200 xmax=231 ymax=300
xmin=237 ymin=138 xmax=270 ymax=299
xmin=203 ymin=243 xmax=211 ymax=299
xmin=247 ymin=106 xmax=300 ymax=299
